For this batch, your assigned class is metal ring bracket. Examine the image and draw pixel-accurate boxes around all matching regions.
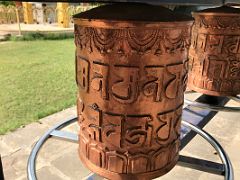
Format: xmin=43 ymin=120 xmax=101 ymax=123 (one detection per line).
xmin=181 ymin=121 xmax=233 ymax=180
xmin=27 ymin=117 xmax=78 ymax=180
xmin=27 ymin=117 xmax=233 ymax=180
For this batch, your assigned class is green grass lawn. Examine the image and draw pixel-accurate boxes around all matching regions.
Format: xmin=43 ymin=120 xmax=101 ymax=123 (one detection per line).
xmin=0 ymin=39 xmax=76 ymax=134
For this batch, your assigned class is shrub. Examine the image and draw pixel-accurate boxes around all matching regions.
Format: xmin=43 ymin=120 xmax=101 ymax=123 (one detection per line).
xmin=0 ymin=1 xmax=15 ymax=6
xmin=10 ymin=32 xmax=74 ymax=41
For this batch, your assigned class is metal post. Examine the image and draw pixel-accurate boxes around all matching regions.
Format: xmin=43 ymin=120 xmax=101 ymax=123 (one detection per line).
xmin=15 ymin=7 xmax=22 ymax=36
xmin=0 ymin=155 xmax=4 ymax=180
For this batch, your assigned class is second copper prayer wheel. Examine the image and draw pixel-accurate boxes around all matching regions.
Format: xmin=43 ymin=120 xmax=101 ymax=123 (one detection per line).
xmin=188 ymin=6 xmax=240 ymax=96
xmin=74 ymin=4 xmax=193 ymax=179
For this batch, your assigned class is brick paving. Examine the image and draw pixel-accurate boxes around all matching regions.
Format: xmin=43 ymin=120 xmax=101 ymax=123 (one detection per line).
xmin=1 ymin=95 xmax=240 ymax=180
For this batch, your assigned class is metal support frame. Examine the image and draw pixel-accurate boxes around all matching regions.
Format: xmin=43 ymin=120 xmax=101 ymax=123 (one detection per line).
xmin=229 ymin=95 xmax=240 ymax=103
xmin=184 ymin=91 xmax=240 ymax=112
xmin=180 ymin=121 xmax=233 ymax=180
xmin=27 ymin=95 xmax=234 ymax=180
xmin=27 ymin=117 xmax=78 ymax=180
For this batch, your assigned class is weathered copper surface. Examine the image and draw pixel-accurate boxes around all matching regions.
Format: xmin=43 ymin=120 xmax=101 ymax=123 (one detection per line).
xmin=188 ymin=6 xmax=240 ymax=96
xmin=74 ymin=4 xmax=193 ymax=179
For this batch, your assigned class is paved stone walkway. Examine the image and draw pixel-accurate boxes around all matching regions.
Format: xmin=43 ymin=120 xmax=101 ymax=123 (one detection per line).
xmin=1 ymin=94 xmax=240 ymax=180
xmin=0 ymin=23 xmax=73 ymax=37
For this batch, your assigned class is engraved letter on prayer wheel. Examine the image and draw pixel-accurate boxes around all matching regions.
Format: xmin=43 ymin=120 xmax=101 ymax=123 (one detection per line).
xmin=74 ymin=4 xmax=193 ymax=179
xmin=188 ymin=6 xmax=240 ymax=96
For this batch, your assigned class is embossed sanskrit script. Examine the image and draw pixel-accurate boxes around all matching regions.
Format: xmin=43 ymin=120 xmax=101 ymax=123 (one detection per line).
xmin=76 ymin=56 xmax=185 ymax=104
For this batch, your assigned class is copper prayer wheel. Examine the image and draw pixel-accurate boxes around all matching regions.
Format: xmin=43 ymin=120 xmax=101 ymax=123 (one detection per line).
xmin=74 ymin=4 xmax=193 ymax=179
xmin=188 ymin=6 xmax=240 ymax=96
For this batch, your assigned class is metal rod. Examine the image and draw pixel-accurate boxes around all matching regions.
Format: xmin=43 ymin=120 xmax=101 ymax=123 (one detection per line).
xmin=184 ymin=98 xmax=240 ymax=112
xmin=15 ymin=8 xmax=22 ymax=36
xmin=228 ymin=96 xmax=240 ymax=103
xmin=182 ymin=120 xmax=234 ymax=180
xmin=84 ymin=173 xmax=104 ymax=180
xmin=50 ymin=130 xmax=78 ymax=142
xmin=181 ymin=95 xmax=229 ymax=150
xmin=178 ymin=155 xmax=225 ymax=175
xmin=184 ymin=91 xmax=240 ymax=112
xmin=27 ymin=117 xmax=77 ymax=180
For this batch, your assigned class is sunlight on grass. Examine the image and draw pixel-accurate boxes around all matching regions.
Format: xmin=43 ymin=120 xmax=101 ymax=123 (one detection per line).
xmin=0 ymin=39 xmax=76 ymax=134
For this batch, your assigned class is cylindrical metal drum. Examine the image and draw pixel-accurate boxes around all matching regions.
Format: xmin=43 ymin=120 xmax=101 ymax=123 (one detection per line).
xmin=74 ymin=4 xmax=193 ymax=179
xmin=188 ymin=6 xmax=240 ymax=96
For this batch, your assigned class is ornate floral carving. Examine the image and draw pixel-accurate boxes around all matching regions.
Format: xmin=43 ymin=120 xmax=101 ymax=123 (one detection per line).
xmin=75 ymin=25 xmax=191 ymax=55
xmin=196 ymin=16 xmax=240 ymax=29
